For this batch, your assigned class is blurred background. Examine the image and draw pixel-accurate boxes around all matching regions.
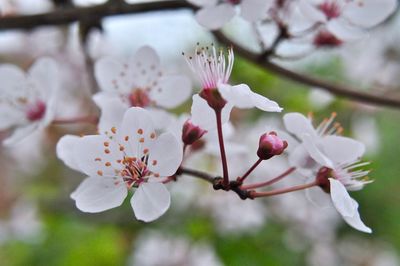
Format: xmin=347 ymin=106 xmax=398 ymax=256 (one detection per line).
xmin=0 ymin=0 xmax=399 ymax=265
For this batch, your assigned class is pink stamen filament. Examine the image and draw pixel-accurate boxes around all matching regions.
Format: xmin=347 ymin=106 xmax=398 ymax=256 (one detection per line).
xmin=241 ymin=167 xmax=296 ymax=190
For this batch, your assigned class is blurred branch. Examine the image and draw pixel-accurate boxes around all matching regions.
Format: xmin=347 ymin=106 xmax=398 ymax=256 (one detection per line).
xmin=0 ymin=0 xmax=193 ymax=30
xmin=212 ymin=30 xmax=400 ymax=109
xmin=0 ymin=1 xmax=399 ymax=109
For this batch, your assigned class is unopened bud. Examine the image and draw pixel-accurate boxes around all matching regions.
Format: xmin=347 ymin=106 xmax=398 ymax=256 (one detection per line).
xmin=182 ymin=120 xmax=207 ymax=145
xmin=257 ymin=131 xmax=288 ymax=160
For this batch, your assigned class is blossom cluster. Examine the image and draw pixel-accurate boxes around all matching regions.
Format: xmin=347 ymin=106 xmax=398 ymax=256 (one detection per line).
xmin=0 ymin=39 xmax=375 ymax=234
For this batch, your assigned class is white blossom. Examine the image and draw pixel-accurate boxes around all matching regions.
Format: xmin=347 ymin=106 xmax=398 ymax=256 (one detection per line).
xmin=57 ymin=107 xmax=183 ymax=222
xmin=0 ymin=57 xmax=59 ymax=146
xmin=283 ymin=112 xmax=372 ymax=233
xmin=298 ymin=0 xmax=398 ymax=42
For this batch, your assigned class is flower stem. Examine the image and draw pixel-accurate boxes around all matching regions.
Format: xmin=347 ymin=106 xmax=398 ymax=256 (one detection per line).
xmin=52 ymin=116 xmax=98 ymax=125
xmin=237 ymin=158 xmax=263 ymax=183
xmin=250 ymin=181 xmax=317 ymax=198
xmin=215 ymin=109 xmax=229 ymax=187
xmin=241 ymin=167 xmax=296 ymax=190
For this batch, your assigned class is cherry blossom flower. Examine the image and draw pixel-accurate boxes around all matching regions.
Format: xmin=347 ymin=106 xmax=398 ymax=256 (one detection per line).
xmin=57 ymin=107 xmax=183 ymax=222
xmin=0 ymin=57 xmax=59 ymax=146
xmin=298 ymin=0 xmax=398 ymax=43
xmin=94 ymin=46 xmax=191 ymax=130
xmin=94 ymin=45 xmax=191 ymax=110
xmin=185 ymin=45 xmax=281 ymax=126
xmin=188 ymin=0 xmax=275 ymax=30
xmin=283 ymin=112 xmax=372 ymax=233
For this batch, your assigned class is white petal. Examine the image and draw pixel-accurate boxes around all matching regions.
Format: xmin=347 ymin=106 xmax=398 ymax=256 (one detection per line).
xmin=195 ymin=4 xmax=236 ymax=30
xmin=73 ymin=135 xmax=122 ymax=177
xmin=329 ymin=178 xmax=356 ymax=217
xmin=131 ymin=182 xmax=170 ymax=222
xmin=71 ymin=176 xmax=127 ymax=213
xmin=342 ymin=204 xmax=372 ymax=233
xmin=302 ymin=133 xmax=334 ymax=168
xmin=148 ymin=132 xmax=183 ymax=177
xmin=3 ymin=123 xmax=38 ymax=147
xmin=120 ymin=107 xmax=156 ymax=155
xmin=289 ymin=144 xmax=318 ymax=170
xmin=305 ymin=185 xmax=334 ymax=209
xmin=146 ymin=108 xmax=175 ymax=130
xmin=0 ymin=64 xmax=27 ymax=98
xmin=327 ymin=19 xmax=367 ymax=41
xmin=93 ymin=92 xmax=127 ymax=134
xmin=0 ymin=105 xmax=25 ymax=130
xmin=250 ymin=90 xmax=282 ymax=112
xmin=28 ymin=57 xmax=59 ymax=101
xmin=240 ymin=0 xmax=274 ymax=22
xmin=129 ymin=46 xmax=160 ymax=89
xmin=95 ymin=56 xmax=130 ymax=93
xmin=190 ymin=94 xmax=232 ymax=130
xmin=319 ymin=135 xmax=365 ymax=165
xmin=283 ymin=112 xmax=318 ymax=139
xmin=150 ymin=75 xmax=192 ymax=109
xmin=218 ymin=83 xmax=282 ymax=111
xmin=329 ymin=178 xmax=372 ymax=233
xmin=56 ymin=135 xmax=81 ymax=172
xmin=297 ymin=0 xmax=328 ymax=23
xmin=343 ymin=0 xmax=398 ymax=28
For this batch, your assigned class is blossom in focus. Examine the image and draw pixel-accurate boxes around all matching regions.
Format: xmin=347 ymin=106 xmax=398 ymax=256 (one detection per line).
xmin=0 ymin=57 xmax=59 ymax=146
xmin=298 ymin=0 xmax=398 ymax=43
xmin=283 ymin=112 xmax=372 ymax=233
xmin=57 ymin=107 xmax=183 ymax=222
xmin=185 ymin=45 xmax=281 ymax=127
xmin=187 ymin=0 xmax=275 ymax=30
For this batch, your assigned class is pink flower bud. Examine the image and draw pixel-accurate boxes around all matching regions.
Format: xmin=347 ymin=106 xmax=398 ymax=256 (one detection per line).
xmin=257 ymin=131 xmax=288 ymax=160
xmin=182 ymin=120 xmax=207 ymax=145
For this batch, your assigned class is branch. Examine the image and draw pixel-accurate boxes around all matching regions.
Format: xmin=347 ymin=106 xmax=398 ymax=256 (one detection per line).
xmin=212 ymin=30 xmax=400 ymax=109
xmin=0 ymin=0 xmax=193 ymax=30
xmin=177 ymin=167 xmax=215 ymax=183
xmin=1 ymin=1 xmax=399 ymax=109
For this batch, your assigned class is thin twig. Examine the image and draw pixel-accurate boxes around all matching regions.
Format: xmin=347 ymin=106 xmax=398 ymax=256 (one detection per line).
xmin=212 ymin=30 xmax=400 ymax=109
xmin=177 ymin=167 xmax=215 ymax=183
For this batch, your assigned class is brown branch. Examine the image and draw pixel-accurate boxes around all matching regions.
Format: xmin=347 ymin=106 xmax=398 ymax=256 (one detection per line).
xmin=0 ymin=0 xmax=193 ymax=30
xmin=212 ymin=30 xmax=400 ymax=109
xmin=0 ymin=1 xmax=399 ymax=109
xmin=177 ymin=167 xmax=215 ymax=183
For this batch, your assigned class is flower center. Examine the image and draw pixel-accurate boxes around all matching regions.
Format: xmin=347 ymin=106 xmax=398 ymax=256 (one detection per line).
xmin=318 ymin=1 xmax=341 ymax=19
xmin=129 ymin=89 xmax=151 ymax=107
xmin=314 ymin=30 xmax=343 ymax=47
xmin=26 ymin=100 xmax=46 ymax=121
xmin=120 ymin=155 xmax=152 ymax=188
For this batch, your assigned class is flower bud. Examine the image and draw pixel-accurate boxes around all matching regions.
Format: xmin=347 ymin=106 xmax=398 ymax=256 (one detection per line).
xmin=182 ymin=120 xmax=207 ymax=145
xmin=257 ymin=131 xmax=288 ymax=160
